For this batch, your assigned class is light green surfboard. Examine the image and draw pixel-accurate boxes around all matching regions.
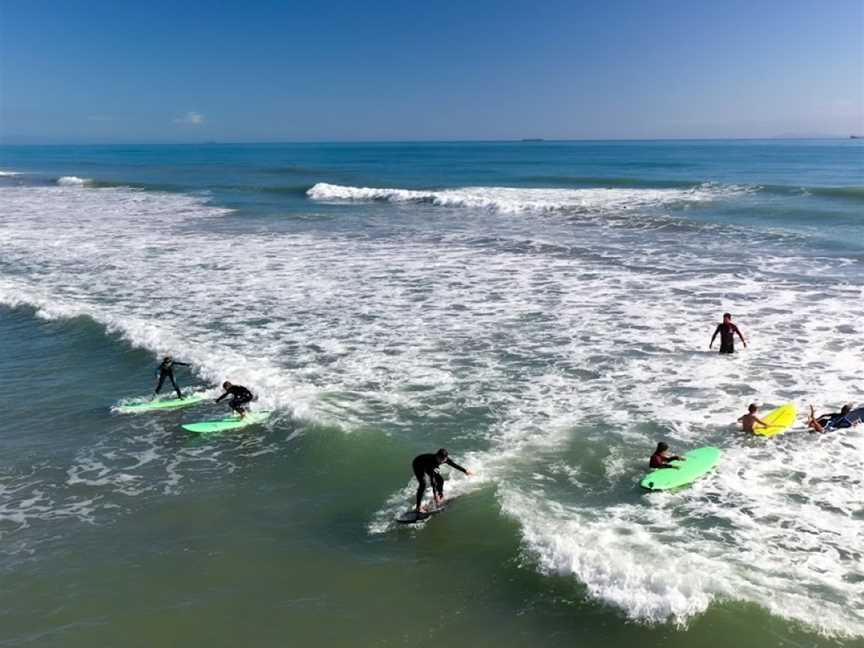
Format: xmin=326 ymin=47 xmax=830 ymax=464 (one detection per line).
xmin=640 ymin=446 xmax=721 ymax=491
xmin=182 ymin=410 xmax=271 ymax=434
xmin=115 ymin=394 xmax=206 ymax=414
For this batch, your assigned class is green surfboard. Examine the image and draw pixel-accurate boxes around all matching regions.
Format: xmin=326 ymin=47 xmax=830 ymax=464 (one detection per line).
xmin=640 ymin=446 xmax=721 ymax=491
xmin=182 ymin=410 xmax=271 ymax=434
xmin=115 ymin=394 xmax=206 ymax=414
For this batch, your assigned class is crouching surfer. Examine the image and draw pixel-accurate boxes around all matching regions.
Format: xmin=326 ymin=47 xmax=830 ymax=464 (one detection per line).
xmin=649 ymin=442 xmax=685 ymax=470
xmin=412 ymin=448 xmax=472 ymax=515
xmin=215 ymin=381 xmax=254 ymax=418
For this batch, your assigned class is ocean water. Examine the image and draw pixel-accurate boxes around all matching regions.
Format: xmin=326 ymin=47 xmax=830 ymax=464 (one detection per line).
xmin=0 ymin=140 xmax=862 ymax=647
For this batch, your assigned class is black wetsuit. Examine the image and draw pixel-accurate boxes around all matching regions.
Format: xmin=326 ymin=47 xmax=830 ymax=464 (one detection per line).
xmin=154 ymin=360 xmax=189 ymax=398
xmin=412 ymin=453 xmax=468 ymax=510
xmin=714 ymin=322 xmax=741 ymax=354
xmin=216 ymin=385 xmax=254 ymax=413
xmin=818 ymin=412 xmax=852 ymax=430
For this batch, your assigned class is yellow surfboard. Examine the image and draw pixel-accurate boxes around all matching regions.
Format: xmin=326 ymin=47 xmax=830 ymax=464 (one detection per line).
xmin=753 ymin=402 xmax=797 ymax=437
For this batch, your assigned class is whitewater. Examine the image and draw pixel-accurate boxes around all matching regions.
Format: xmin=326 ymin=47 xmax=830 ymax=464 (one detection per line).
xmin=0 ymin=141 xmax=862 ymax=645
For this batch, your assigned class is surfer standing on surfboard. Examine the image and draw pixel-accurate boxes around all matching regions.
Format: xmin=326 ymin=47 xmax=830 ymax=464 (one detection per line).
xmin=215 ymin=381 xmax=254 ymax=418
xmin=412 ymin=449 xmax=472 ymax=514
xmin=153 ymin=356 xmax=190 ymax=399
xmin=709 ymin=313 xmax=747 ymax=354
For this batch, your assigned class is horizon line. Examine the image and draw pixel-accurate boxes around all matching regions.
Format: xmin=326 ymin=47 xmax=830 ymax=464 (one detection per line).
xmin=0 ymin=135 xmax=859 ymax=147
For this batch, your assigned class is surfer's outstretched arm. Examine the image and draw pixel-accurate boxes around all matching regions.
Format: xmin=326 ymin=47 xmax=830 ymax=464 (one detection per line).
xmin=709 ymin=325 xmax=720 ymax=349
xmin=807 ymin=405 xmax=826 ymax=433
xmin=444 ymin=458 xmax=472 ymax=475
xmin=432 ymin=472 xmax=445 ymax=502
xmin=734 ymin=325 xmax=747 ymax=348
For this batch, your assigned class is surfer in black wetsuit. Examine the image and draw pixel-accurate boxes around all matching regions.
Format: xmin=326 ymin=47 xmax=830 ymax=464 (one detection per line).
xmin=806 ymin=404 xmax=853 ymax=433
xmin=412 ymin=448 xmax=472 ymax=514
xmin=709 ymin=313 xmax=747 ymax=354
xmin=215 ymin=381 xmax=254 ymax=417
xmin=153 ymin=356 xmax=190 ymax=399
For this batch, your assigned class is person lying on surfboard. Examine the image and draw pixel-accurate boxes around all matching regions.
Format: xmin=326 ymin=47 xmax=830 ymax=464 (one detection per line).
xmin=649 ymin=442 xmax=685 ymax=469
xmin=738 ymin=403 xmax=769 ymax=433
xmin=154 ymin=355 xmax=190 ymax=399
xmin=412 ymin=448 xmax=472 ymax=515
xmin=806 ymin=404 xmax=852 ymax=433
xmin=215 ymin=381 xmax=254 ymax=418
xmin=709 ymin=313 xmax=747 ymax=354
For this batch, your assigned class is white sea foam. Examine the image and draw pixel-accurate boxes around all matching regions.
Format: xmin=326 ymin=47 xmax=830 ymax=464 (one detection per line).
xmin=1 ymin=182 xmax=862 ymax=635
xmin=56 ymin=175 xmax=91 ymax=186
xmin=0 ymin=170 xmax=21 ymax=177
xmin=307 ymin=181 xmax=748 ymax=214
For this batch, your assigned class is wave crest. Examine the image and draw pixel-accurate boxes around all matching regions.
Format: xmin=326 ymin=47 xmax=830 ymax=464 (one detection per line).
xmin=57 ymin=176 xmax=91 ymax=187
xmin=307 ymin=182 xmax=748 ymax=214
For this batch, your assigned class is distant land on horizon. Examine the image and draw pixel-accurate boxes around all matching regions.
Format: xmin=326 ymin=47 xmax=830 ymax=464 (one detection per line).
xmin=769 ymin=133 xmax=857 ymax=139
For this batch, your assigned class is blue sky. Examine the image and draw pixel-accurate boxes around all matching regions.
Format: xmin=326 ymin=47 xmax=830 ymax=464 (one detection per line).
xmin=1 ymin=0 xmax=861 ymax=142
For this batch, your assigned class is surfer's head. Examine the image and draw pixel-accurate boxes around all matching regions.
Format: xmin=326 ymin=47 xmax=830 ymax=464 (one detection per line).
xmin=841 ymin=404 xmax=851 ymax=415
xmin=162 ymin=355 xmax=172 ymax=365
xmin=748 ymin=403 xmax=758 ymax=413
xmin=655 ymin=442 xmax=669 ymax=453
xmin=435 ymin=448 xmax=449 ymax=462
xmin=222 ymin=381 xmax=232 ymax=390
xmin=723 ymin=312 xmax=732 ymax=322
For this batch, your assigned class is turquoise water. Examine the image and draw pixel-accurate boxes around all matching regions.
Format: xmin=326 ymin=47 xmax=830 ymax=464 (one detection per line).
xmin=0 ymin=140 xmax=862 ymax=646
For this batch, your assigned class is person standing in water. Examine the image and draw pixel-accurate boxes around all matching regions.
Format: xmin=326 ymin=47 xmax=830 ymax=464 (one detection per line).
xmin=153 ymin=356 xmax=190 ymax=399
xmin=412 ymin=448 xmax=472 ymax=515
xmin=709 ymin=313 xmax=747 ymax=354
xmin=215 ymin=381 xmax=254 ymax=418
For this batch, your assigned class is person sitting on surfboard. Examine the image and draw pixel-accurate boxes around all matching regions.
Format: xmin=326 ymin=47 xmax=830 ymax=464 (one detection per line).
xmin=154 ymin=356 xmax=190 ymax=399
xmin=709 ymin=313 xmax=747 ymax=354
xmin=738 ymin=403 xmax=769 ymax=433
xmin=215 ymin=381 xmax=254 ymax=418
xmin=806 ymin=404 xmax=852 ymax=433
xmin=649 ymin=442 xmax=685 ymax=470
xmin=412 ymin=448 xmax=472 ymax=515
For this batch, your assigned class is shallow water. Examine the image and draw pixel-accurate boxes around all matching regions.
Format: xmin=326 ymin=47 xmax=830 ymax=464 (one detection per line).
xmin=0 ymin=140 xmax=862 ymax=646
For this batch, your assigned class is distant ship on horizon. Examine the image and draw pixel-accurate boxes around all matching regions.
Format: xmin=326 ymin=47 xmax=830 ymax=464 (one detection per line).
xmin=851 ymin=135 xmax=862 ymax=139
